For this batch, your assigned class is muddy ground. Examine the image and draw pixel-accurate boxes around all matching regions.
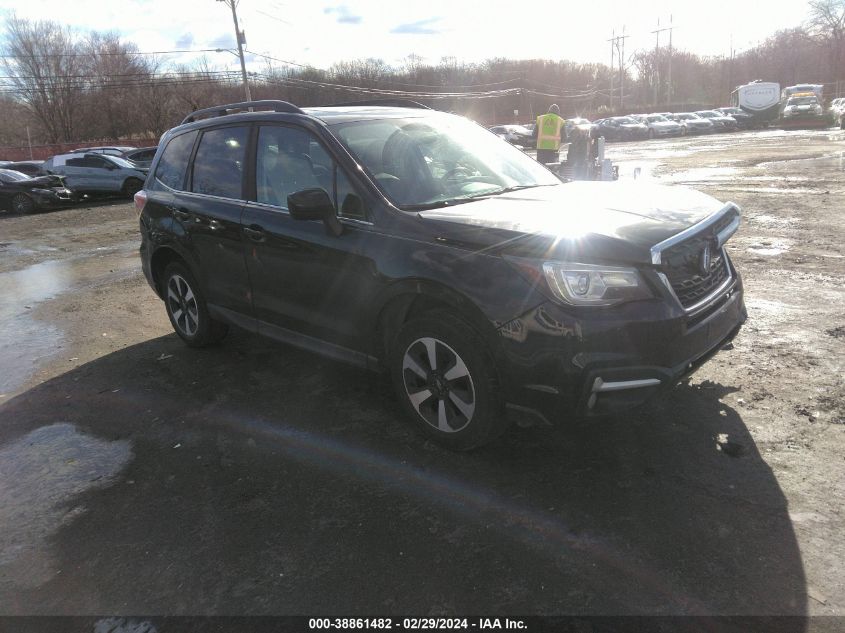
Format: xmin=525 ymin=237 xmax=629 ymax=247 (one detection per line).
xmin=0 ymin=129 xmax=843 ymax=624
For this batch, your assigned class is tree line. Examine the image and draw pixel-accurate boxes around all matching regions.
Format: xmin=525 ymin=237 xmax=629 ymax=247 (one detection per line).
xmin=1 ymin=1 xmax=843 ymax=148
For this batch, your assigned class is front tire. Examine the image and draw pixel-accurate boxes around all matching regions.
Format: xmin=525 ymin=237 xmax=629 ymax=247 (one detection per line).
xmin=390 ymin=311 xmax=509 ymax=450
xmin=162 ymin=262 xmax=228 ymax=347
xmin=12 ymin=193 xmax=35 ymax=214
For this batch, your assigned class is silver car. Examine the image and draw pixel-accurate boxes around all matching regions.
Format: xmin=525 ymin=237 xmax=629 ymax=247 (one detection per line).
xmin=672 ymin=112 xmax=715 ymax=135
xmin=42 ymin=152 xmax=148 ymax=197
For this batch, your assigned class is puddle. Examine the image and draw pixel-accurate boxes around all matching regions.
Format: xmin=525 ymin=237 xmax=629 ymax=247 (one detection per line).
xmin=0 ymin=423 xmax=132 ymax=588
xmin=0 ymin=250 xmax=139 ymax=394
xmin=757 ymin=152 xmax=845 ymax=171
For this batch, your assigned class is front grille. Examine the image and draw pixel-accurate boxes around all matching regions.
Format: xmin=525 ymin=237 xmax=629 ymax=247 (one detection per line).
xmin=661 ymin=212 xmax=736 ymax=309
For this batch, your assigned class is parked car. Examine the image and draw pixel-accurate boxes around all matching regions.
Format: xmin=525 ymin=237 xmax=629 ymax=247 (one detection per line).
xmin=639 ymin=114 xmax=684 ymax=138
xmin=69 ymin=145 xmax=137 ymax=157
xmin=671 ymin=112 xmax=715 ymax=135
xmin=781 ymin=94 xmax=824 ymax=119
xmin=0 ymin=168 xmax=75 ymax=213
xmin=137 ymin=100 xmax=746 ymax=449
xmin=829 ymin=97 xmax=845 ymax=117
xmin=43 ymin=152 xmax=148 ymax=197
xmin=564 ymin=117 xmax=592 ymax=138
xmin=122 ymin=146 xmax=158 ymax=169
xmin=2 ymin=160 xmax=47 ymax=177
xmin=488 ymin=125 xmax=535 ymax=147
xmin=715 ymin=107 xmax=754 ymax=129
xmin=694 ymin=110 xmax=738 ymax=132
xmin=591 ymin=116 xmax=649 ymax=141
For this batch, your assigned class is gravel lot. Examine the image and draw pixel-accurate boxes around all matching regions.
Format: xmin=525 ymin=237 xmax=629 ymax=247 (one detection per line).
xmin=0 ymin=129 xmax=843 ymax=622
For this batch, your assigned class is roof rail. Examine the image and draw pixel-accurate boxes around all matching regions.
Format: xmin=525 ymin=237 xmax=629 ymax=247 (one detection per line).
xmin=326 ymin=99 xmax=432 ymax=110
xmin=181 ymin=100 xmax=304 ymax=125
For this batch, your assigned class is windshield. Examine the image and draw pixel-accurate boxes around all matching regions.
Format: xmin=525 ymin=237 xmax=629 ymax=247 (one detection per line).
xmin=788 ymin=97 xmax=817 ymax=106
xmin=0 ymin=169 xmax=30 ymax=182
xmin=647 ymin=115 xmax=668 ymax=122
xmin=332 ymin=114 xmax=560 ymax=209
xmin=696 ymin=111 xmax=718 ymax=118
xmin=614 ymin=117 xmax=637 ymax=124
xmin=104 ymin=155 xmax=138 ymax=169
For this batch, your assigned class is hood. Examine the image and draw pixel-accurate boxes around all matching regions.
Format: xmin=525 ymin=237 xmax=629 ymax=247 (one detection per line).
xmin=417 ymin=181 xmax=726 ymax=265
xmin=22 ymin=174 xmax=66 ymax=188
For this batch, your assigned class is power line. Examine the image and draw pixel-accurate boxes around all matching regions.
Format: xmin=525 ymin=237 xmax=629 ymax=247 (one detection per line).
xmin=0 ymin=48 xmax=235 ymax=59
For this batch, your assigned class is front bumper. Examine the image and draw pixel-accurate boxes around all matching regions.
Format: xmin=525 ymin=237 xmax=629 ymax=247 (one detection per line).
xmin=31 ymin=189 xmax=75 ymax=208
xmin=497 ymin=266 xmax=746 ymax=425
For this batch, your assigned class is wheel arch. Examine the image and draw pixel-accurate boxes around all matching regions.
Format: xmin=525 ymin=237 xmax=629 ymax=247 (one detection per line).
xmin=369 ymin=279 xmax=501 ymax=369
xmin=149 ymin=246 xmax=196 ymax=298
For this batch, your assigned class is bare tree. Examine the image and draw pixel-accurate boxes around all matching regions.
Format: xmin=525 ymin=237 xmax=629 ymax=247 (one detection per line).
xmin=2 ymin=15 xmax=85 ymax=143
xmin=806 ymin=0 xmax=845 ymax=80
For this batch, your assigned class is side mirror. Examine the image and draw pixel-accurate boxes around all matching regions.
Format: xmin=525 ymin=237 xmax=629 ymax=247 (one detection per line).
xmin=287 ymin=187 xmax=343 ymax=237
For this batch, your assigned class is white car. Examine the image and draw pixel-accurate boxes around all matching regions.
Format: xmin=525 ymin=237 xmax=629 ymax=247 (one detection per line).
xmin=640 ymin=114 xmax=684 ymax=138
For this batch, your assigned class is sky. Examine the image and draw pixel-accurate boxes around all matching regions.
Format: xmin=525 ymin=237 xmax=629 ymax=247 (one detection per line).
xmin=0 ymin=0 xmax=813 ymax=74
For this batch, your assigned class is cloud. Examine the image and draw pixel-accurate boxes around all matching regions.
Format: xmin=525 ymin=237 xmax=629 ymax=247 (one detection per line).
xmin=175 ymin=32 xmax=194 ymax=49
xmin=390 ymin=17 xmax=443 ymax=35
xmin=209 ymin=33 xmax=235 ymax=49
xmin=323 ymin=4 xmax=363 ymax=25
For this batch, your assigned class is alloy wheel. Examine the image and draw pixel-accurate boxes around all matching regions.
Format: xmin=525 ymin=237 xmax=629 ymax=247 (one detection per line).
xmin=166 ymin=274 xmax=199 ymax=337
xmin=402 ymin=337 xmax=476 ymax=433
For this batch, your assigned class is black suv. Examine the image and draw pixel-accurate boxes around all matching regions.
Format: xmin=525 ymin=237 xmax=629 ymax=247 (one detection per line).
xmin=137 ymin=100 xmax=746 ymax=449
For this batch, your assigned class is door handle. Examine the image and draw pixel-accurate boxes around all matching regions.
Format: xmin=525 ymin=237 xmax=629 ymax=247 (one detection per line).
xmin=243 ymin=225 xmax=266 ymax=242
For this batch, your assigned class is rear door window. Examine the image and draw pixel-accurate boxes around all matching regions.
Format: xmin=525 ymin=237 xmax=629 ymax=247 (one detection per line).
xmin=155 ymin=131 xmax=198 ymax=191
xmin=191 ymin=126 xmax=249 ymax=199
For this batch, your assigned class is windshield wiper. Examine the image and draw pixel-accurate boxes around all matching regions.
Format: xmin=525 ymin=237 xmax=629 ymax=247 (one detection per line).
xmin=466 ymin=183 xmax=553 ymax=199
xmin=401 ymin=198 xmax=479 ymax=211
xmin=402 ymin=184 xmax=554 ymax=211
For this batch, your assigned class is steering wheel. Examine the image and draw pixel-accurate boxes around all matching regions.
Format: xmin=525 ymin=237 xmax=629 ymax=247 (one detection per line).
xmin=440 ymin=167 xmax=474 ymax=182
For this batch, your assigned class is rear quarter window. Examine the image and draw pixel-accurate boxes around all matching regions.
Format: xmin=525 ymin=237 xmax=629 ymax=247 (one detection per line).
xmin=154 ymin=131 xmax=198 ymax=191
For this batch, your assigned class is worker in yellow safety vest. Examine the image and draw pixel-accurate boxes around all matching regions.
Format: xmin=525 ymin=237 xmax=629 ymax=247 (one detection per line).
xmin=535 ymin=104 xmax=566 ymax=165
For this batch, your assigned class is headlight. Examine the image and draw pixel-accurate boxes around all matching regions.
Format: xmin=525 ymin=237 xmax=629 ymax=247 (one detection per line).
xmin=29 ymin=188 xmax=54 ymax=195
xmin=541 ymin=262 xmax=651 ymax=306
xmin=814 ymin=105 xmax=822 ymax=113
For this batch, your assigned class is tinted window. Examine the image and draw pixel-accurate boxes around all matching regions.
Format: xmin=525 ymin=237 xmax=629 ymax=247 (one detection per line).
xmin=336 ymin=166 xmax=365 ymax=220
xmin=192 ymin=126 xmax=248 ymax=199
xmin=155 ymin=131 xmax=197 ymax=190
xmin=88 ymin=156 xmax=112 ymax=169
xmin=255 ymin=126 xmax=326 ymax=208
xmin=66 ymin=158 xmax=87 ymax=167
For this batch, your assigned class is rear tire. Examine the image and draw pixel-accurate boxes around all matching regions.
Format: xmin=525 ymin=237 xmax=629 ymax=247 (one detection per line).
xmin=161 ymin=262 xmax=228 ymax=348
xmin=12 ymin=193 xmax=35 ymax=214
xmin=389 ymin=310 xmax=509 ymax=450
xmin=122 ymin=178 xmax=143 ymax=198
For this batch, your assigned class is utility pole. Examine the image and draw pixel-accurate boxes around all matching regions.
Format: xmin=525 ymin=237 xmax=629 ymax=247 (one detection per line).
xmin=607 ymin=29 xmax=615 ymax=112
xmin=607 ymin=28 xmax=629 ymax=111
xmin=667 ymin=15 xmax=673 ymax=104
xmin=217 ymin=0 xmax=252 ymax=101
xmin=651 ymin=18 xmax=671 ymax=107
xmin=617 ymin=27 xmax=629 ymax=111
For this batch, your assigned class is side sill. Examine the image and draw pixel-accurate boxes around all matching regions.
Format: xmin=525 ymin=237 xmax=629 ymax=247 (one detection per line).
xmin=209 ymin=304 xmax=378 ymax=370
